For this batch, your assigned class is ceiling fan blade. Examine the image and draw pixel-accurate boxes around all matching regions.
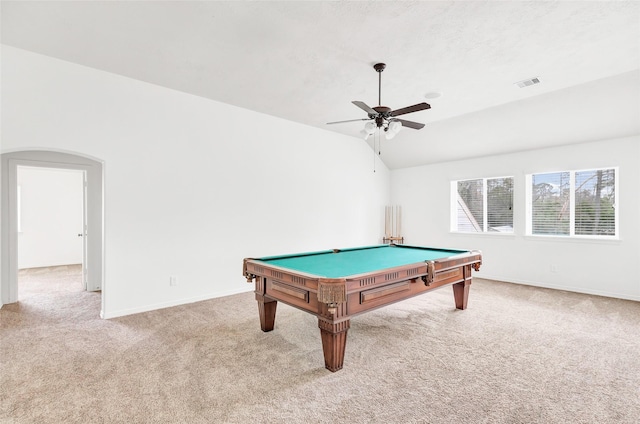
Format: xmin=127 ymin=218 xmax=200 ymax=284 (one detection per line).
xmin=390 ymin=102 xmax=431 ymax=117
xmin=393 ymin=118 xmax=425 ymax=130
xmin=352 ymin=101 xmax=378 ymax=116
xmin=326 ymin=118 xmax=369 ymax=125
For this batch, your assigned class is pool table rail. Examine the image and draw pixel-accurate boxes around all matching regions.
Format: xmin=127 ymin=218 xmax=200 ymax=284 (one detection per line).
xmin=243 ymin=249 xmax=481 ymax=298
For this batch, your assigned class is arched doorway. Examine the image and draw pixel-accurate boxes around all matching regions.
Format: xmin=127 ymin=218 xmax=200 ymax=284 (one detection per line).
xmin=1 ymin=150 xmax=104 ymax=316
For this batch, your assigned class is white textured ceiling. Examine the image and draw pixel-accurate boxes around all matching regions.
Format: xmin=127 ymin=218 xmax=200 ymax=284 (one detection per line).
xmin=2 ymin=1 xmax=639 ymax=169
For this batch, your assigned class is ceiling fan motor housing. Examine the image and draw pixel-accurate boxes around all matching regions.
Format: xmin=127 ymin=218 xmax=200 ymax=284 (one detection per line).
xmin=371 ymin=106 xmax=391 ymax=127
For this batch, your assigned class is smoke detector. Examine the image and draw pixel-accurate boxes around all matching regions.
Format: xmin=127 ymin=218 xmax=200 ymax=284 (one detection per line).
xmin=514 ymin=77 xmax=541 ymax=88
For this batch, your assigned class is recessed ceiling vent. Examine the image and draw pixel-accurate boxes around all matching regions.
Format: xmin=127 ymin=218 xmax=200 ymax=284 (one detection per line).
xmin=514 ymin=77 xmax=541 ymax=88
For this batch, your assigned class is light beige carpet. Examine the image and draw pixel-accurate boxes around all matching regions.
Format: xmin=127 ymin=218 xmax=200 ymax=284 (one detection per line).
xmin=1 ymin=265 xmax=639 ymax=423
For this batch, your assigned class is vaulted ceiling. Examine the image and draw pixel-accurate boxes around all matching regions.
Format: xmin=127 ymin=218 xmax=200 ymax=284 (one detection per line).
xmin=2 ymin=1 xmax=639 ymax=169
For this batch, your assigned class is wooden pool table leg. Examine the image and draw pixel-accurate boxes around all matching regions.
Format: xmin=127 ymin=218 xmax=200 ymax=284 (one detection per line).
xmin=256 ymin=294 xmax=277 ymax=332
xmin=452 ymin=280 xmax=471 ymax=310
xmin=318 ymin=319 xmax=350 ymax=372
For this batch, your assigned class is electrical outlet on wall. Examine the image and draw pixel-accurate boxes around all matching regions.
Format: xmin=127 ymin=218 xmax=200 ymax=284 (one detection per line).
xmin=170 ymin=276 xmax=177 ymax=286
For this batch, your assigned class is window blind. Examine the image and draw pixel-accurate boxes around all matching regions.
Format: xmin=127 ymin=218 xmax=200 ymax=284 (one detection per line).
xmin=487 ymin=177 xmax=513 ymax=232
xmin=575 ymin=169 xmax=616 ymax=236
xmin=531 ymin=172 xmax=570 ymax=235
xmin=530 ymin=168 xmax=616 ymax=238
xmin=457 ymin=180 xmax=484 ymax=232
xmin=455 ymin=177 xmax=513 ymax=233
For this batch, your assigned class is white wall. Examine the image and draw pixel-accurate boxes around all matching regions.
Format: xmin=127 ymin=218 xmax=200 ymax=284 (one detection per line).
xmin=391 ymin=137 xmax=640 ymax=301
xmin=1 ymin=46 xmax=391 ymax=317
xmin=17 ymin=167 xmax=84 ymax=269
xmin=3 ymin=45 xmax=637 ymax=315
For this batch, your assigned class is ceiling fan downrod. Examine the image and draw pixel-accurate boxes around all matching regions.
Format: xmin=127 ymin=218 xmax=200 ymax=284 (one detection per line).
xmin=374 ymin=63 xmax=386 ymax=107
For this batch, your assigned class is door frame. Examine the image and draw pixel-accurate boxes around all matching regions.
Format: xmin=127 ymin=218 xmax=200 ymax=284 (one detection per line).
xmin=1 ymin=150 xmax=105 ymax=316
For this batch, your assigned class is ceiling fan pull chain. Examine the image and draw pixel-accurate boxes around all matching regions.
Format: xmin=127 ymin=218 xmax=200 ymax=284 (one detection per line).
xmin=373 ymin=130 xmax=381 ymax=173
xmin=373 ymin=132 xmax=376 ymax=173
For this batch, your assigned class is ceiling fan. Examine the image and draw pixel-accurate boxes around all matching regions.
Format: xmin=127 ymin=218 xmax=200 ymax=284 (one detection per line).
xmin=327 ymin=63 xmax=431 ymax=140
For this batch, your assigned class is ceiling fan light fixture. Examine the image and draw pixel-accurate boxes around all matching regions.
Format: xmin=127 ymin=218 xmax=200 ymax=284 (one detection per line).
xmin=360 ymin=129 xmax=370 ymax=140
xmin=385 ymin=121 xmax=402 ymax=140
xmin=389 ymin=121 xmax=402 ymax=133
xmin=364 ymin=121 xmax=377 ymax=134
xmin=384 ymin=130 xmax=396 ymax=140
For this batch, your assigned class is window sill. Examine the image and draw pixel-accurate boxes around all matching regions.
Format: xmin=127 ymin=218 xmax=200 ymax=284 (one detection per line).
xmin=449 ymin=231 xmax=515 ymax=239
xmin=523 ymin=234 xmax=621 ymax=244
xmin=450 ymin=232 xmax=621 ymax=244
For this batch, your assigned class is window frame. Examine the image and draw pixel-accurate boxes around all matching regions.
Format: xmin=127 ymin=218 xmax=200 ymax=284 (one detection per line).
xmin=450 ymin=176 xmax=514 ymax=234
xmin=525 ymin=167 xmax=619 ymax=239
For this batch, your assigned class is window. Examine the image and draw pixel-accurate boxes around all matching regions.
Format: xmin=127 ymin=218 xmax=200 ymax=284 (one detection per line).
xmin=452 ymin=177 xmax=514 ymax=233
xmin=528 ymin=168 xmax=617 ymax=238
xmin=530 ymin=172 xmax=570 ymax=235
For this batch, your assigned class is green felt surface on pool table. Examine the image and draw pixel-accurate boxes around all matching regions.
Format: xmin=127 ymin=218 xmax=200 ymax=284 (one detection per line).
xmin=258 ymin=244 xmax=468 ymax=278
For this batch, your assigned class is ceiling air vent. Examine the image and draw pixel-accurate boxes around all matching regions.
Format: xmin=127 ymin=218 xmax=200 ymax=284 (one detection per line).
xmin=514 ymin=77 xmax=541 ymax=88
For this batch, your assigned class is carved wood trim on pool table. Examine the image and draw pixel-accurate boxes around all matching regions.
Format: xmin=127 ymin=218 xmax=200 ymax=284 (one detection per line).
xmin=360 ymin=281 xmax=411 ymax=304
xmin=271 ymin=281 xmax=309 ymax=302
xmin=318 ymin=319 xmax=350 ymax=372
xmin=317 ymin=278 xmax=347 ymax=304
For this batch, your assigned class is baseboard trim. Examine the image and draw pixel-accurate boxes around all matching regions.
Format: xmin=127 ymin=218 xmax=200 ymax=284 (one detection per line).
xmin=477 ymin=274 xmax=640 ymax=302
xmin=101 ymin=286 xmax=254 ymax=319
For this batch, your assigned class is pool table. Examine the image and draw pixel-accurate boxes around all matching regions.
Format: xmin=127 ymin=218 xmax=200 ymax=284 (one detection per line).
xmin=243 ymin=244 xmax=482 ymax=372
